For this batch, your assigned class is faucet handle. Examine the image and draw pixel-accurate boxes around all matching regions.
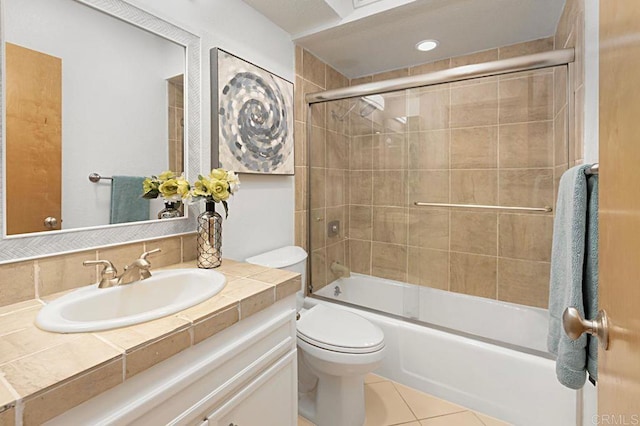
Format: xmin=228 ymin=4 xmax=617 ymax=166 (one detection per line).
xmin=140 ymin=248 xmax=161 ymax=260
xmin=83 ymin=260 xmax=117 ymax=276
xmin=83 ymin=260 xmax=118 ymax=288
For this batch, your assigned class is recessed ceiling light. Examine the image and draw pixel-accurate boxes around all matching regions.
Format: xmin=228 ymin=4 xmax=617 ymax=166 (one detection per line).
xmin=416 ymin=39 xmax=439 ymax=52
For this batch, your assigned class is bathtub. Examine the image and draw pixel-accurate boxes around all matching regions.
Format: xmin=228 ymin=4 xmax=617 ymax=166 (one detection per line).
xmin=310 ymin=273 xmax=578 ymax=426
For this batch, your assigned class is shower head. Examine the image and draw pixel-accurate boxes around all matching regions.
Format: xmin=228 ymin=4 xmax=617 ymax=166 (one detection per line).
xmin=331 ymin=95 xmax=385 ymax=121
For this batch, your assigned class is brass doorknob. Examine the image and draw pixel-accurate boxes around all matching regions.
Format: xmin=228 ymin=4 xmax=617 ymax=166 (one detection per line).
xmin=44 ymin=217 xmax=58 ymax=229
xmin=562 ymin=307 xmax=609 ymax=350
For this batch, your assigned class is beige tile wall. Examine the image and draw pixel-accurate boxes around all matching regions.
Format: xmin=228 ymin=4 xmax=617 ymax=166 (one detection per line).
xmin=294 ymin=47 xmax=351 ymax=291
xmin=0 ymin=234 xmax=197 ymax=308
xmin=298 ymin=35 xmax=578 ymax=309
xmin=555 ymin=0 xmax=585 ymax=166
xmin=297 ymin=7 xmax=584 ymax=309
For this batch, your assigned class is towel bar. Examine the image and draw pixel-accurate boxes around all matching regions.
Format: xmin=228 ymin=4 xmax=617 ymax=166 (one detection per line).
xmin=413 ymin=202 xmax=553 ymax=213
xmin=89 ymin=173 xmax=113 ymax=183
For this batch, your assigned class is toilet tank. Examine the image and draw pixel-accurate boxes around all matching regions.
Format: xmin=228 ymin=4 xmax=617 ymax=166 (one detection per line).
xmin=245 ymin=246 xmax=308 ymax=298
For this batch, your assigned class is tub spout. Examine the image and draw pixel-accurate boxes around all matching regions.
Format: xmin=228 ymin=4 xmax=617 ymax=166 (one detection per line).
xmin=330 ymin=261 xmax=351 ymax=278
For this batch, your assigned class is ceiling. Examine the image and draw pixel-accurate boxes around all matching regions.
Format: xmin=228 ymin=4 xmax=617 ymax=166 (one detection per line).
xmin=240 ymin=0 xmax=566 ymax=78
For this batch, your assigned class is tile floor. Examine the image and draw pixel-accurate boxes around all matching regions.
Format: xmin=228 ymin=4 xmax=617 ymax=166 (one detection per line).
xmin=298 ymin=373 xmax=511 ymax=426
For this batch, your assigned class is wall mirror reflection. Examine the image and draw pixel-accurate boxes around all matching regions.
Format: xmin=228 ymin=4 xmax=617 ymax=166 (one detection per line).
xmin=4 ymin=0 xmax=186 ymax=236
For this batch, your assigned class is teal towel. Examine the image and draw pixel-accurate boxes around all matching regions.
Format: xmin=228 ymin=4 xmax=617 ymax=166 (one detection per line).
xmin=110 ymin=176 xmax=150 ymax=224
xmin=547 ymin=164 xmax=599 ymax=389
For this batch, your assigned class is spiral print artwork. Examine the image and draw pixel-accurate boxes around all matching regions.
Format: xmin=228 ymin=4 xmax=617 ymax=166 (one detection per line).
xmin=216 ymin=50 xmax=294 ymax=174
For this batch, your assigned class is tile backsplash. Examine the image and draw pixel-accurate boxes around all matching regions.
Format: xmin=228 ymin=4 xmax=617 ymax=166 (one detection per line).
xmin=0 ymin=234 xmax=197 ymax=308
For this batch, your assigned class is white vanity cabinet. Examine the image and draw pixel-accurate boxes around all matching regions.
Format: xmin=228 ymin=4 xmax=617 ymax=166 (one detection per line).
xmin=47 ymin=298 xmax=297 ymax=426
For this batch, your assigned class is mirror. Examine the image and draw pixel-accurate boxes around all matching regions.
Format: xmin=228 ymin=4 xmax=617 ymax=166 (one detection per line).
xmin=4 ymin=0 xmax=186 ymax=235
xmin=0 ymin=0 xmax=201 ymax=261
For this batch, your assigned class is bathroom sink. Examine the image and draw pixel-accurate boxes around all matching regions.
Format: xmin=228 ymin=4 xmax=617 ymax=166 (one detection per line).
xmin=36 ymin=268 xmax=226 ymax=333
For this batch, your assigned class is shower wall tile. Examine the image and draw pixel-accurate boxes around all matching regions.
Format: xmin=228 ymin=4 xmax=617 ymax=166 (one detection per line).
xmin=350 ymin=109 xmax=374 ymax=136
xmin=498 ymin=121 xmax=554 ymax=168
xmin=372 ymin=171 xmax=407 ymax=207
xmin=302 ymin=50 xmax=326 ymax=87
xmin=498 ymin=72 xmax=554 ymax=124
xmin=310 ymin=168 xmax=326 ymax=209
xmin=407 ymin=247 xmax=448 ymax=290
xmin=371 ymin=242 xmax=407 ymax=282
xmin=498 ymin=214 xmax=553 ymax=262
xmin=372 ymin=68 xmax=409 ymax=82
xmin=450 ymin=126 xmax=498 ymax=169
xmin=326 ymin=65 xmax=349 ymax=91
xmin=348 ymin=240 xmax=371 ymax=275
xmin=554 ymin=107 xmax=568 ymax=166
xmin=450 ymin=49 xmax=499 ymax=68
xmin=498 ymin=169 xmax=554 ymax=208
xmin=373 ymin=133 xmax=407 ymax=170
xmin=450 ymin=211 xmax=498 ymax=256
xmin=554 ymin=66 xmax=568 ymax=116
xmin=294 ymin=121 xmax=307 ymax=166
xmin=311 ymin=248 xmax=328 ymax=290
xmin=408 ymin=170 xmax=449 ymax=204
xmin=372 ymin=207 xmax=408 ymax=245
xmin=294 ymin=166 xmax=307 ymax=211
xmin=450 ymin=170 xmax=498 ymax=205
xmin=409 ymin=58 xmax=450 ymax=76
xmin=407 ymin=208 xmax=449 ymax=250
xmin=349 ymin=170 xmax=373 ymax=205
xmin=310 ymin=209 xmax=325 ymax=250
xmin=295 ymin=211 xmax=307 ymax=249
xmin=450 ymin=81 xmax=499 ymax=128
xmin=407 ymin=130 xmax=449 ymax=170
xmin=450 ymin=252 xmax=497 ymax=299
xmin=326 ymin=169 xmax=346 ymax=207
xmin=407 ymin=89 xmax=450 ymax=131
xmin=326 ymin=130 xmax=348 ymax=170
xmin=350 ymin=135 xmax=374 ymax=170
xmin=327 ymin=100 xmax=349 ymax=134
xmin=294 ymin=40 xmax=566 ymax=309
xmin=498 ymin=258 xmax=550 ymax=308
xmin=310 ymin=125 xmax=326 ymax=167
xmin=350 ymin=206 xmax=373 ymax=240
xmin=498 ymin=37 xmax=554 ymax=59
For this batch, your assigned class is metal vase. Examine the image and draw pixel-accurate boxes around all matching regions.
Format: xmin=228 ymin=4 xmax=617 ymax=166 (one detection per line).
xmin=197 ymin=202 xmax=222 ymax=268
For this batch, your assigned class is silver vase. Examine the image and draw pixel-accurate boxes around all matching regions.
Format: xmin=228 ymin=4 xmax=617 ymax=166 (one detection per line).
xmin=197 ymin=201 xmax=222 ymax=268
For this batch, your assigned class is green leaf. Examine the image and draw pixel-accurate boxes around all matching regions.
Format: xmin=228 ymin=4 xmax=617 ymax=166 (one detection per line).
xmin=222 ymin=200 xmax=229 ymax=219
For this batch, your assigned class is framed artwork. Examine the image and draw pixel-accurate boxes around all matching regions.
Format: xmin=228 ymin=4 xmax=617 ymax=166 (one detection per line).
xmin=211 ymin=48 xmax=294 ymax=175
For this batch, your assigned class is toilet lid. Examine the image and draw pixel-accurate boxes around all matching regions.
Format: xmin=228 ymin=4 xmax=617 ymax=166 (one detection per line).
xmin=297 ymin=305 xmax=385 ymax=354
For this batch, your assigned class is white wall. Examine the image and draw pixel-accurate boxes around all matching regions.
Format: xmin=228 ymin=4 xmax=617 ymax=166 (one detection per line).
xmin=128 ymin=0 xmax=296 ymax=261
xmin=6 ymin=0 xmax=184 ymax=229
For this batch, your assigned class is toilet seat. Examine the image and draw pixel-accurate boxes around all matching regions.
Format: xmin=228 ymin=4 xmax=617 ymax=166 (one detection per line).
xmin=297 ymin=305 xmax=385 ymax=354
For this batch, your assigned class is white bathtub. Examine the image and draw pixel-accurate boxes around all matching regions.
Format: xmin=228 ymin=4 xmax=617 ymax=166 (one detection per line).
xmin=311 ymin=273 xmax=578 ymax=426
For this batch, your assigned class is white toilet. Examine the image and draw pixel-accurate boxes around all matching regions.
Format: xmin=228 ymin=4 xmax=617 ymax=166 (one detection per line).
xmin=246 ymin=246 xmax=385 ymax=426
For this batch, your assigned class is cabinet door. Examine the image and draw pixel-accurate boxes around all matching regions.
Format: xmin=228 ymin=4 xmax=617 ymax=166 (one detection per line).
xmin=208 ymin=352 xmax=296 ymax=426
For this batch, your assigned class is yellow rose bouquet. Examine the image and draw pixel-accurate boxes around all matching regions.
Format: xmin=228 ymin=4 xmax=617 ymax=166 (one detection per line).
xmin=142 ymin=170 xmax=191 ymax=202
xmin=189 ymin=168 xmax=240 ymax=218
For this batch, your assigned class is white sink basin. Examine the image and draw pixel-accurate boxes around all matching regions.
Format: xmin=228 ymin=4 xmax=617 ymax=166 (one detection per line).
xmin=36 ymin=268 xmax=226 ymax=333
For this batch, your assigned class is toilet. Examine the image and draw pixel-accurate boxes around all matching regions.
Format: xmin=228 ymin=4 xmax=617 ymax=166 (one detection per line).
xmin=246 ymin=246 xmax=385 ymax=426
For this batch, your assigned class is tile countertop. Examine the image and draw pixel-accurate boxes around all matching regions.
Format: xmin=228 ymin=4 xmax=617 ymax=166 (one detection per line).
xmin=0 ymin=259 xmax=301 ymax=425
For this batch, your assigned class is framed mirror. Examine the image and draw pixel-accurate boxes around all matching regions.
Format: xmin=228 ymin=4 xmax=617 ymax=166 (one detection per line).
xmin=0 ymin=0 xmax=201 ymax=262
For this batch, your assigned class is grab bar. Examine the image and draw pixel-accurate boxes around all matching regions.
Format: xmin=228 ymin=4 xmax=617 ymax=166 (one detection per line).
xmin=413 ymin=202 xmax=553 ymax=213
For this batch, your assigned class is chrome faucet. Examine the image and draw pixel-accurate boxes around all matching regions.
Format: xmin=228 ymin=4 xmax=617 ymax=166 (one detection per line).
xmin=330 ymin=261 xmax=351 ymax=278
xmin=83 ymin=248 xmax=161 ymax=288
